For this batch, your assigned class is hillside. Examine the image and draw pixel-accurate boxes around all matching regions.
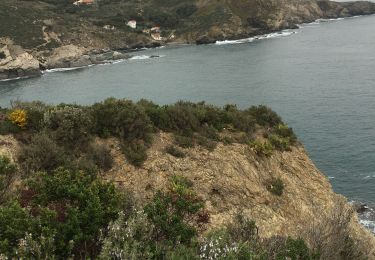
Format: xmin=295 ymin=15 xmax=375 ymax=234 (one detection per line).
xmin=0 ymin=99 xmax=374 ymax=259
xmin=1 ymin=0 xmax=375 ymax=80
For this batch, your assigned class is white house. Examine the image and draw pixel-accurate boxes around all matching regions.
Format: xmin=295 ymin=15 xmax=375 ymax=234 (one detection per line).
xmin=127 ymin=20 xmax=137 ymax=29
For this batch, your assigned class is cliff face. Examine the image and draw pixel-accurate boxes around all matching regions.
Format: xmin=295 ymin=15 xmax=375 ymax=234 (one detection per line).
xmin=1 ymin=127 xmax=375 ymax=257
xmin=100 ymin=132 xmax=375 ymax=259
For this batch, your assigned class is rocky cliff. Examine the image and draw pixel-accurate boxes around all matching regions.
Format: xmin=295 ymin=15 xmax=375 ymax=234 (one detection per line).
xmin=97 ymin=132 xmax=375 ymax=259
xmin=2 ymin=130 xmax=374 ymax=258
xmin=1 ymin=0 xmax=375 ymax=80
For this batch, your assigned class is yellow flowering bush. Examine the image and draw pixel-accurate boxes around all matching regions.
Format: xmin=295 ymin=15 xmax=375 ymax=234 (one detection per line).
xmin=8 ymin=109 xmax=27 ymax=129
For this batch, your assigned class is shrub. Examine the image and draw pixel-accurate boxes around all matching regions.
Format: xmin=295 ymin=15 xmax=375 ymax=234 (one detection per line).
xmin=176 ymin=4 xmax=198 ymax=18
xmin=196 ymin=135 xmax=217 ymax=151
xmin=269 ymin=134 xmax=291 ymax=151
xmin=11 ymin=101 xmax=48 ymax=131
xmin=86 ymin=142 xmax=113 ymax=171
xmin=25 ymin=168 xmax=123 ymax=258
xmin=267 ymin=178 xmax=284 ymax=196
xmin=0 ymin=156 xmax=17 ymax=204
xmin=275 ymin=237 xmax=320 ymax=260
xmin=144 ymin=175 xmax=203 ymax=245
xmin=99 ymin=210 xmax=156 ymax=259
xmin=44 ymin=106 xmax=93 ymax=148
xmin=18 ymin=133 xmax=67 ymax=174
xmin=8 ymin=109 xmax=27 ymax=129
xmin=0 ymin=119 xmax=21 ymax=135
xmin=227 ymin=212 xmax=258 ymax=243
xmin=92 ymin=98 xmax=153 ymax=143
xmin=175 ymin=135 xmax=195 ymax=148
xmin=251 ymin=140 xmax=274 ymax=157
xmin=247 ymin=105 xmax=282 ymax=127
xmin=165 ymin=145 xmax=185 ymax=158
xmin=122 ymin=139 xmax=148 ymax=167
xmin=274 ymin=124 xmax=297 ymax=142
xmin=0 ymin=201 xmax=35 ymax=256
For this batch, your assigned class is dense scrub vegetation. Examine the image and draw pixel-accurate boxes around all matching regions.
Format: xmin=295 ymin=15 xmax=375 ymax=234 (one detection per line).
xmin=0 ymin=99 xmax=297 ymax=169
xmin=0 ymin=99 xmax=362 ymax=259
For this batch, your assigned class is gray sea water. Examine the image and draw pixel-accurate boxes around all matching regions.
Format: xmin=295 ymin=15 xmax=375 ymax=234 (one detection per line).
xmin=1 ymin=14 xmax=374 ymax=231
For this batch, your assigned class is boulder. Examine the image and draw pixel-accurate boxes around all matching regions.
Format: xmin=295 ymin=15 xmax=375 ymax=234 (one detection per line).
xmin=0 ymin=44 xmax=41 ymax=80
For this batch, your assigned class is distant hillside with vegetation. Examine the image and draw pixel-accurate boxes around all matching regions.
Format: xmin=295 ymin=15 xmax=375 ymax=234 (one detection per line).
xmin=1 ymin=0 xmax=375 ymax=51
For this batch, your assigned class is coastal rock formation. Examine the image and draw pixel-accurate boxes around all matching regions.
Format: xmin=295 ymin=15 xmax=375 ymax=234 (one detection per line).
xmin=101 ymin=132 xmax=375 ymax=259
xmin=0 ymin=41 xmax=41 ymax=80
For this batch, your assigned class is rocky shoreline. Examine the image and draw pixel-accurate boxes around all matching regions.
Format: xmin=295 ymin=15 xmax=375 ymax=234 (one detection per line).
xmin=1 ymin=1 xmax=375 ymax=81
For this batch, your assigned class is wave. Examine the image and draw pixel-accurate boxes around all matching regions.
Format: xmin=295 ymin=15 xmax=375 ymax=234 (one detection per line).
xmin=360 ymin=219 xmax=375 ymax=234
xmin=351 ymin=201 xmax=375 ymax=235
xmin=43 ymin=65 xmax=94 ymax=74
xmin=129 ymin=55 xmax=165 ymax=60
xmin=215 ymin=30 xmax=297 ymax=46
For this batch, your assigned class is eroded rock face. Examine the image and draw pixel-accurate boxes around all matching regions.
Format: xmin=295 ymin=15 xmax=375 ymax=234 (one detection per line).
xmin=0 ymin=43 xmax=41 ymax=80
xmin=101 ymin=132 xmax=375 ymax=259
xmin=44 ymin=45 xmax=131 ymax=69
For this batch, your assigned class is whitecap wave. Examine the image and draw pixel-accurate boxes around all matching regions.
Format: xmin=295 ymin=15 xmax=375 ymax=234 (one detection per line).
xmin=215 ymin=30 xmax=297 ymax=46
xmin=43 ymin=65 xmax=93 ymax=74
xmin=0 ymin=76 xmax=23 ymax=82
xmin=360 ymin=219 xmax=375 ymax=234
xmin=129 ymin=55 xmax=164 ymax=60
xmin=130 ymin=55 xmax=151 ymax=60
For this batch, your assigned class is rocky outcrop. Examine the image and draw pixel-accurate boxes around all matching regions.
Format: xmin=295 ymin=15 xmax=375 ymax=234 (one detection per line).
xmin=44 ymin=45 xmax=130 ymax=70
xmin=0 ymin=41 xmax=41 ymax=80
xmin=101 ymin=132 xmax=375 ymax=259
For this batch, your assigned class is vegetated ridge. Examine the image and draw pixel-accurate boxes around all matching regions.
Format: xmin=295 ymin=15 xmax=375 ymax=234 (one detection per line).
xmin=0 ymin=99 xmax=374 ymax=259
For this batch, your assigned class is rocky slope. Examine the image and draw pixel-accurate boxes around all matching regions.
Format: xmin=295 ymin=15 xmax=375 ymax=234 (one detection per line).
xmin=1 ymin=0 xmax=375 ymax=80
xmin=97 ymin=132 xmax=375 ymax=258
xmin=1 ymin=131 xmax=375 ymax=258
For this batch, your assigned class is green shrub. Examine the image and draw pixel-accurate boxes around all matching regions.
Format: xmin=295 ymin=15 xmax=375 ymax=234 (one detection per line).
xmin=247 ymin=105 xmax=282 ymax=127
xmin=18 ymin=133 xmax=67 ymax=174
xmin=196 ymin=135 xmax=217 ymax=151
xmin=274 ymin=124 xmax=297 ymax=142
xmin=92 ymin=98 xmax=153 ymax=143
xmin=227 ymin=212 xmax=258 ymax=243
xmin=99 ymin=210 xmax=156 ymax=259
xmin=11 ymin=101 xmax=48 ymax=131
xmin=165 ymin=145 xmax=185 ymax=158
xmin=176 ymin=3 xmax=197 ymax=18
xmin=122 ymin=139 xmax=148 ymax=167
xmin=0 ymin=115 xmax=21 ymax=135
xmin=0 ymin=156 xmax=17 ymax=204
xmin=0 ymin=201 xmax=35 ymax=257
xmin=275 ymin=237 xmax=320 ymax=260
xmin=269 ymin=134 xmax=291 ymax=151
xmin=144 ymin=175 xmax=203 ymax=245
xmin=86 ymin=142 xmax=113 ymax=171
xmin=44 ymin=106 xmax=93 ymax=148
xmin=251 ymin=140 xmax=274 ymax=157
xmin=267 ymin=178 xmax=284 ymax=196
xmin=175 ymin=135 xmax=195 ymax=148
xmin=25 ymin=168 xmax=123 ymax=258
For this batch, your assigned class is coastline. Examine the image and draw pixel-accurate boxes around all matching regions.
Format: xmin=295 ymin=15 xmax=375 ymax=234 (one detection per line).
xmin=1 ymin=14 xmax=370 ymax=83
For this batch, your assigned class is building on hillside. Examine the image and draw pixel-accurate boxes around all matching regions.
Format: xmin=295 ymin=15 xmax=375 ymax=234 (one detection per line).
xmin=151 ymin=32 xmax=163 ymax=41
xmin=127 ymin=20 xmax=137 ymax=29
xmin=150 ymin=26 xmax=161 ymax=33
xmin=103 ymin=25 xmax=115 ymax=30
